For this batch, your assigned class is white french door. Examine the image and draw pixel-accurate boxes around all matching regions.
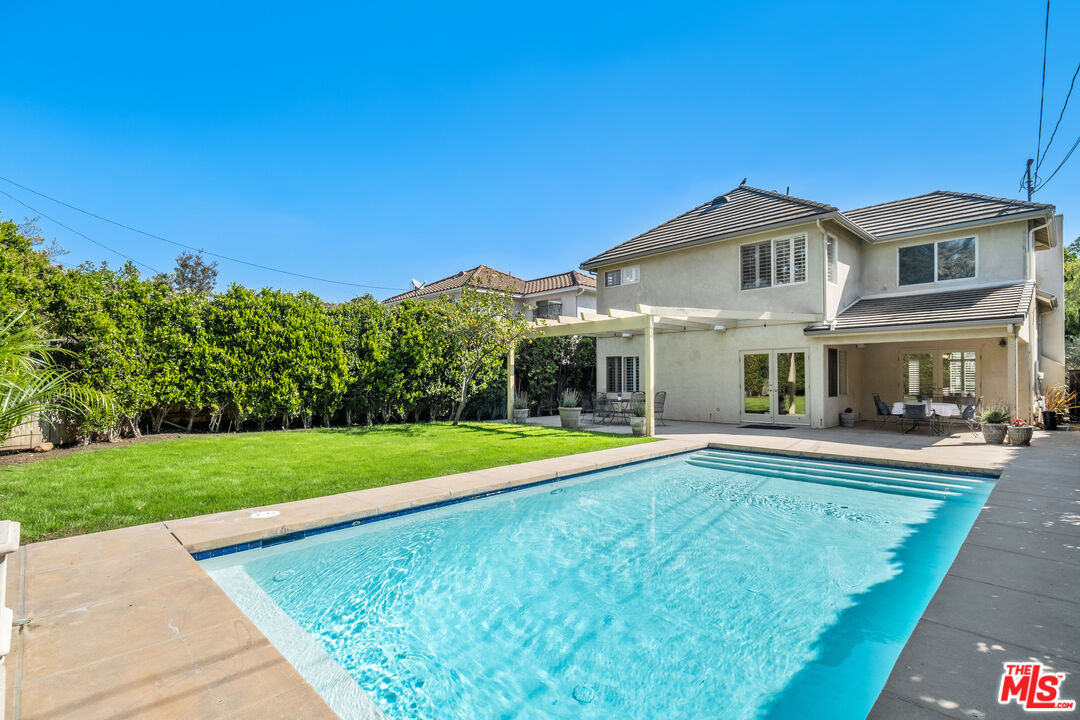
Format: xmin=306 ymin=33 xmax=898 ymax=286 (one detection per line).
xmin=740 ymin=350 xmax=808 ymax=424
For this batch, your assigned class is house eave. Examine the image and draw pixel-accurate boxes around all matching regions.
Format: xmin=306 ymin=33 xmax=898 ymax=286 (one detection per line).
xmin=580 ymin=210 xmax=842 ymax=271
xmin=863 ymin=210 xmax=1053 ymax=243
xmin=803 ymin=315 xmax=1025 ymax=336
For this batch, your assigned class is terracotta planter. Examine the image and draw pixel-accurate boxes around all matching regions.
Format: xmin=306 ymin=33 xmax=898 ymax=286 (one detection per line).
xmin=1007 ymin=425 xmax=1033 ymax=446
xmin=511 ymin=408 xmax=529 ymax=424
xmin=559 ymin=407 xmax=582 ymax=429
xmin=981 ymin=423 xmax=1007 ymax=445
xmin=839 ymin=411 xmax=856 ymax=428
xmin=630 ymin=416 xmax=646 ymax=436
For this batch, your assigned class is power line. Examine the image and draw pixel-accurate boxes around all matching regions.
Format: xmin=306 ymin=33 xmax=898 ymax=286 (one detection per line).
xmin=0 ymin=175 xmax=408 ymax=292
xmin=0 ymin=189 xmax=164 ymax=274
xmin=1037 ymin=58 xmax=1080 ymax=171
xmin=1033 ymin=132 xmax=1080 ymax=192
xmin=1034 ymin=0 xmax=1050 ymax=186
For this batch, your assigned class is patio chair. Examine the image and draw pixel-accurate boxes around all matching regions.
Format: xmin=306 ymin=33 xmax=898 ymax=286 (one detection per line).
xmin=901 ymin=403 xmax=928 ymax=434
xmin=960 ymin=403 xmax=980 ymax=437
xmin=872 ymin=393 xmax=896 ymax=428
xmin=654 ymin=391 xmax=667 ymax=426
xmin=593 ymin=394 xmax=613 ymax=424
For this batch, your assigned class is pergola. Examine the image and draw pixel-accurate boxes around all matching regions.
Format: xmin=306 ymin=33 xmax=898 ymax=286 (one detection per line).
xmin=508 ymin=305 xmax=821 ymax=436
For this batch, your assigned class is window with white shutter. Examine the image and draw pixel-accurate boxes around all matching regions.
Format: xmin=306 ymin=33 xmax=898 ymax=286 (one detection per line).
xmin=740 ymin=234 xmax=808 ymax=291
xmin=741 ymin=241 xmax=771 ymax=290
xmin=624 ymin=356 xmax=640 ymax=392
xmin=792 ymin=235 xmax=807 ymax=283
xmin=605 ymin=356 xmax=622 ymax=392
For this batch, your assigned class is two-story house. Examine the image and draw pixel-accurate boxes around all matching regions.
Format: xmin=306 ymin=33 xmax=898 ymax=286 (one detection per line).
xmin=578 ymin=184 xmax=1065 ymax=427
xmin=383 ymin=264 xmax=597 ymax=320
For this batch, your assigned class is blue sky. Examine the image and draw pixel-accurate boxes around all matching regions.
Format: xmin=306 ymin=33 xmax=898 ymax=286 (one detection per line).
xmin=2 ymin=1 xmax=1078 ymax=302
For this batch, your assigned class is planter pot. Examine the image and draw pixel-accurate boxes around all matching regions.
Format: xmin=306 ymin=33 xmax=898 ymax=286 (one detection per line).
xmin=981 ymin=423 xmax=1007 ymax=445
xmin=839 ymin=411 xmax=857 ymax=428
xmin=559 ymin=407 xmax=582 ymax=430
xmin=1007 ymin=425 xmax=1033 ymax=446
xmin=629 ymin=416 xmax=647 ymax=436
xmin=1042 ymin=410 xmax=1058 ymax=431
xmin=511 ymin=408 xmax=529 ymax=424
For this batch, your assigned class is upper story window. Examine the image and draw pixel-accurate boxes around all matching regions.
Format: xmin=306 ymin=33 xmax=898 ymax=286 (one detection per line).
xmin=898 ymin=236 xmax=976 ymax=286
xmin=826 ymin=234 xmax=837 ymax=284
xmin=534 ymin=300 xmax=562 ymax=319
xmin=604 ymin=266 xmax=639 ymax=287
xmin=740 ymin=233 xmax=807 ymax=290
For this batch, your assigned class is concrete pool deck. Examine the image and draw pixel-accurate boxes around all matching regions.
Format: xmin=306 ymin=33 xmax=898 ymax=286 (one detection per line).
xmin=4 ymin=424 xmax=1077 ymax=719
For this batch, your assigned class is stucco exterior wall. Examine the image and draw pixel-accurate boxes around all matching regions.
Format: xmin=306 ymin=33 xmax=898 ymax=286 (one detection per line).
xmin=595 ymin=221 xmax=827 ymax=316
xmin=856 ymin=220 xmax=1030 ymax=296
xmin=1035 ymin=214 xmax=1067 ymax=386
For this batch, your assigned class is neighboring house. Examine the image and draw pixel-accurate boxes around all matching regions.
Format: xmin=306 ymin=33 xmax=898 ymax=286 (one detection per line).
xmin=383 ymin=265 xmax=597 ymax=320
xmin=579 ymin=183 xmax=1065 ymax=427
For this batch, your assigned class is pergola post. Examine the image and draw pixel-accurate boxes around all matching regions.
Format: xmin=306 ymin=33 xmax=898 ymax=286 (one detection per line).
xmin=1007 ymin=331 xmax=1018 ymax=419
xmin=506 ymin=344 xmax=516 ymax=422
xmin=644 ymin=315 xmax=655 ymax=436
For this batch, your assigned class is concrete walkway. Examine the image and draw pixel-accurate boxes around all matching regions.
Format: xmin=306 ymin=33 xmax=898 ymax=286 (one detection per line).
xmin=4 ymin=425 xmax=1077 ymax=719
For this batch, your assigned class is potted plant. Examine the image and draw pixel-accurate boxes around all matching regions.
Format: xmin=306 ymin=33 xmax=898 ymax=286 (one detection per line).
xmin=558 ymin=389 xmax=582 ymax=429
xmin=511 ymin=391 xmax=530 ymax=424
xmin=1043 ymin=385 xmax=1077 ymax=430
xmin=978 ymin=404 xmax=1010 ymax=444
xmin=1007 ymin=418 xmax=1033 ymax=447
xmin=629 ymin=403 xmax=647 ymax=436
xmin=839 ymin=407 xmax=856 ymax=427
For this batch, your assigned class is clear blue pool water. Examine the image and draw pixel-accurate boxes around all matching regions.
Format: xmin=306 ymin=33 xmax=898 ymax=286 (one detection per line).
xmin=201 ymin=450 xmax=993 ymax=720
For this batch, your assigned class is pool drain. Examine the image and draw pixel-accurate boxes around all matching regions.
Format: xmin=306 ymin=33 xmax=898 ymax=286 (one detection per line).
xmin=550 ymin=488 xmax=564 ymax=495
xmin=572 ymin=684 xmax=596 ymax=704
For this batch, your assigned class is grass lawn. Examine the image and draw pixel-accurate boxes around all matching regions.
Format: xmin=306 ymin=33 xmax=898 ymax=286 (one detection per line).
xmin=2 ymin=423 xmax=651 ymax=543
xmin=743 ymin=396 xmax=806 ymax=414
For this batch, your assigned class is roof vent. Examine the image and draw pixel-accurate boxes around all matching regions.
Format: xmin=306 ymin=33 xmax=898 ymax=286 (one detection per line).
xmin=710 ymin=195 xmax=730 ymax=206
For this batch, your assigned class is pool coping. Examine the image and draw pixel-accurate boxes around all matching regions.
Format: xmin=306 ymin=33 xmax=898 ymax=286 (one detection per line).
xmin=8 ymin=431 xmax=1070 ymax=720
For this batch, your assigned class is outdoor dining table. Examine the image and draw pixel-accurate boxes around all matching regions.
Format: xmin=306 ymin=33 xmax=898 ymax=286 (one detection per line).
xmin=605 ymin=396 xmax=632 ymax=424
xmin=890 ymin=401 xmax=962 ymax=418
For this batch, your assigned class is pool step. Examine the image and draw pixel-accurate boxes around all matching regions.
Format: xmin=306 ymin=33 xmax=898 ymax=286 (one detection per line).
xmin=700 ymin=449 xmax=988 ymax=488
xmin=686 ymin=451 xmax=975 ymax=500
xmin=691 ymin=451 xmax=984 ymax=494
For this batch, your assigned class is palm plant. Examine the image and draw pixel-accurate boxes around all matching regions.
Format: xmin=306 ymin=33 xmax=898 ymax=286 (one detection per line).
xmin=0 ymin=312 xmax=106 ymax=443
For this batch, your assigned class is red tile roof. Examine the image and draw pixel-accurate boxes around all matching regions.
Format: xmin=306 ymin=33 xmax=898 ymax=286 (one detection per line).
xmin=383 ymin=266 xmax=594 ymax=303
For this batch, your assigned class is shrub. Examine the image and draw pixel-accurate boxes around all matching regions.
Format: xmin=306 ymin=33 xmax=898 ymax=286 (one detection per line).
xmin=513 ymin=390 xmax=529 ymax=410
xmin=979 ymin=404 xmax=1010 ymax=424
xmin=560 ymin=389 xmax=581 ymax=408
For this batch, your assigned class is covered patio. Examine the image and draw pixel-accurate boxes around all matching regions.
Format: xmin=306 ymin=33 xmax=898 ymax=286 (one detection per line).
xmin=508 ymin=305 xmax=820 ymax=436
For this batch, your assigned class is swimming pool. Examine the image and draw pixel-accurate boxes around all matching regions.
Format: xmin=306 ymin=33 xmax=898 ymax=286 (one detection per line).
xmin=201 ymin=449 xmax=994 ymax=719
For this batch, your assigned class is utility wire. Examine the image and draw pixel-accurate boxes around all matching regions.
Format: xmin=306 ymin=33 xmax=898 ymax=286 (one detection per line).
xmin=1037 ymin=58 xmax=1080 ymax=171
xmin=1034 ymin=0 xmax=1050 ymax=185
xmin=0 ymin=189 xmax=164 ymax=274
xmin=1033 ymin=132 xmax=1080 ymax=192
xmin=0 ymin=175 xmax=408 ymax=292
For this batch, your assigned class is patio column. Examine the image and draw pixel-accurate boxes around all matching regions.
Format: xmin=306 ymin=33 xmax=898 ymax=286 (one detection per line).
xmin=644 ymin=315 xmax=655 ymax=436
xmin=1007 ymin=331 xmax=1018 ymax=419
xmin=506 ymin=344 xmax=515 ymax=422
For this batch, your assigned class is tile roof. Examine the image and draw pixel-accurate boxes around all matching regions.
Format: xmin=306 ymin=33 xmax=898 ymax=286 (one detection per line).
xmin=524 ymin=270 xmax=596 ymax=293
xmin=382 ymin=266 xmax=594 ymax=303
xmin=843 ymin=191 xmax=1053 ymax=239
xmin=580 ymin=185 xmax=837 ymax=269
xmin=805 ymin=282 xmax=1035 ymax=333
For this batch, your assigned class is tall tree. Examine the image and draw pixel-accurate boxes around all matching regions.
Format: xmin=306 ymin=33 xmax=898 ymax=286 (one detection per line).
xmin=445 ymin=287 xmax=528 ymax=425
xmin=169 ymin=250 xmax=218 ymax=296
